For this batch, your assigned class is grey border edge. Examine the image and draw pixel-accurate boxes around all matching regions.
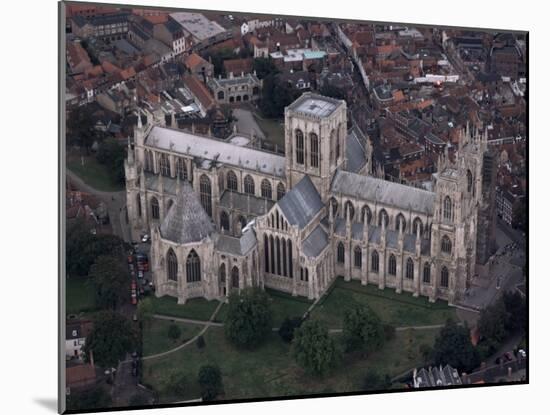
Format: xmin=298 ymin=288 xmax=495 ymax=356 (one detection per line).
xmin=59 ymin=1 xmax=67 ymax=414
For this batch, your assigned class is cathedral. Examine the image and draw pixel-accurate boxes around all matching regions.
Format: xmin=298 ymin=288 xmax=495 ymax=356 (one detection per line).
xmin=124 ymin=92 xmax=491 ymax=305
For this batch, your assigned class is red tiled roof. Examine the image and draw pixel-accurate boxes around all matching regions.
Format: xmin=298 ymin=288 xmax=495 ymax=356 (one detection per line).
xmin=184 ymin=53 xmax=209 ymax=71
xmin=223 ymin=58 xmax=254 ymax=75
xmin=183 ymin=74 xmax=215 ymax=111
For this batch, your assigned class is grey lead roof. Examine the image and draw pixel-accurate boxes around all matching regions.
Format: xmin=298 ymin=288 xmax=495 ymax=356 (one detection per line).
xmin=277 ymin=175 xmax=324 ymax=229
xmin=331 ymin=170 xmax=435 ymax=215
xmin=145 ymin=126 xmax=286 ymax=177
xmin=302 ymin=225 xmax=329 ymax=258
xmin=216 ymin=229 xmax=257 ymax=256
xmin=287 ymin=92 xmax=343 ymax=118
xmin=160 ymin=181 xmax=215 ymax=244
xmin=345 ymin=127 xmax=367 ymax=173
xmin=333 ymin=219 xmax=430 ymax=255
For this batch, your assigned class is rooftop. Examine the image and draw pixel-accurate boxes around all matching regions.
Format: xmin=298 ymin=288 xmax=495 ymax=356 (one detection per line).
xmin=169 ymin=12 xmax=226 ymax=41
xmin=145 ymin=126 xmax=286 ymax=177
xmin=287 ymin=92 xmax=343 ymax=119
xmin=331 ymin=170 xmax=435 ymax=215
xmin=278 ymin=175 xmax=324 ymax=229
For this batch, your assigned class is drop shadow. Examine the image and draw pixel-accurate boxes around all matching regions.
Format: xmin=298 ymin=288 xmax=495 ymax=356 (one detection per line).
xmin=34 ymin=398 xmax=58 ymax=413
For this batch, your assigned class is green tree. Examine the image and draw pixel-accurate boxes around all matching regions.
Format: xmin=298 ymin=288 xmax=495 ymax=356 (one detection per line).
xmin=96 ymin=137 xmax=126 ymax=184
xmin=89 ymin=255 xmax=129 ymax=310
xmin=320 ymin=83 xmax=347 ymax=101
xmin=66 ymin=220 xmax=125 ymax=276
xmin=512 ymin=200 xmax=527 ymax=232
xmin=198 ymin=365 xmax=224 ymax=401
xmin=67 ymin=104 xmax=104 ymax=152
xmin=278 ymin=316 xmax=303 ymax=343
xmin=253 ymin=57 xmax=279 ymax=79
xmin=168 ymin=324 xmax=181 ymax=341
xmin=259 ymin=74 xmax=301 ymax=118
xmin=292 ymin=320 xmax=340 ymax=377
xmin=83 ymin=311 xmax=136 ymax=368
xmin=224 ymin=288 xmax=272 ymax=348
xmin=478 ymin=298 xmax=508 ymax=343
xmin=363 ymin=371 xmax=391 ymax=391
xmin=502 ymin=291 xmax=527 ymax=333
xmin=66 ymin=385 xmax=112 ymax=411
xmin=432 ymin=320 xmax=480 ymax=373
xmin=342 ymin=305 xmax=385 ymax=354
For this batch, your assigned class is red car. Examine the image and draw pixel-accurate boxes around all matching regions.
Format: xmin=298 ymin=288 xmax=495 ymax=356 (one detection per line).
xmin=131 ymin=280 xmax=137 ymax=305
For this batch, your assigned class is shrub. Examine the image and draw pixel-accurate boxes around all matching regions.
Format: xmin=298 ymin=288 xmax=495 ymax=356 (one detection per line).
xmin=167 ymin=324 xmax=181 ymax=341
xmin=198 ymin=365 xmax=223 ymax=401
xmin=278 ymin=317 xmax=302 ymax=343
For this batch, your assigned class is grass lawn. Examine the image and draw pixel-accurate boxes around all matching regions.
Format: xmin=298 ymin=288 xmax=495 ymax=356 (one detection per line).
xmin=310 ymin=278 xmax=456 ymax=328
xmin=265 ymin=289 xmax=312 ymax=327
xmin=253 ymin=114 xmax=285 ymax=148
xmin=150 ymin=295 xmax=220 ymax=321
xmin=66 ymin=277 xmax=96 ymax=315
xmin=212 ymin=290 xmax=312 ymax=327
xmin=142 ymin=326 xmax=439 ymax=403
xmin=142 ymin=319 xmax=203 ymax=357
xmin=67 ymin=153 xmax=124 ymax=192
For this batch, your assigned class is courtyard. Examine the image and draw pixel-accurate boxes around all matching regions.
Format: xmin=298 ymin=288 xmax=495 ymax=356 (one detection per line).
xmin=141 ymin=277 xmax=457 ymax=402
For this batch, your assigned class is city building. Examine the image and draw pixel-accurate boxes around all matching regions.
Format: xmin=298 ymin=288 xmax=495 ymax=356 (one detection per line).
xmin=207 ymin=72 xmax=262 ymax=104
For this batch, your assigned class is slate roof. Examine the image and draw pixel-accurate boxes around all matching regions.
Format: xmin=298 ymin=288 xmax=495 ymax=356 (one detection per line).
xmin=278 ymin=175 xmax=324 ymax=229
xmin=145 ymin=126 xmax=286 ymax=177
xmin=160 ymin=181 xmax=215 ymax=244
xmin=216 ymin=229 xmax=257 ymax=256
xmin=331 ymin=170 xmax=435 ymax=215
xmin=219 ymin=190 xmax=274 ymax=216
xmin=333 ymin=220 xmax=430 ymax=255
xmin=302 ymin=225 xmax=329 ymax=258
xmin=345 ymin=127 xmax=367 ymax=173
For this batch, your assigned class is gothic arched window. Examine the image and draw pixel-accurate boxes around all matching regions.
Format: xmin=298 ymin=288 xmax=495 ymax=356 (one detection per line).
xmin=443 ymin=196 xmax=452 ymax=221
xmin=231 ymin=266 xmax=239 ymax=289
xmin=310 ymin=132 xmax=319 ymax=168
xmin=413 ymin=217 xmax=423 ymax=235
xmin=378 ymin=209 xmax=389 ymax=227
xmin=219 ymin=263 xmax=226 ymax=283
xmin=423 ymin=262 xmax=431 ymax=283
xmin=406 ymin=258 xmax=414 ymax=279
xmin=159 ymin=153 xmax=171 ymax=177
xmin=440 ymin=266 xmax=449 ymax=288
xmin=330 ymin=129 xmax=335 ymax=164
xmin=335 ymin=125 xmax=341 ymax=161
xmin=467 ymin=170 xmax=473 ymax=193
xmin=441 ymin=235 xmax=452 ymax=254
xmin=295 ymin=129 xmax=304 ymax=165
xmin=244 ymin=175 xmax=255 ymax=195
xmin=226 ymin=170 xmax=238 ymax=191
xmin=261 ymin=179 xmax=272 ymax=199
xmin=354 ymin=246 xmax=362 ymax=268
xmin=371 ymin=250 xmax=379 ymax=272
xmin=388 ymin=254 xmax=397 ymax=276
xmin=151 ymin=197 xmax=159 ymax=220
xmin=277 ymin=182 xmax=285 ymax=200
xmin=220 ymin=210 xmax=230 ymax=231
xmin=264 ymin=234 xmax=269 ymax=273
xmin=145 ymin=150 xmax=154 ymax=172
xmin=176 ymin=158 xmax=187 ymax=180
xmin=167 ymin=249 xmax=178 ymax=281
xmin=344 ymin=201 xmax=355 ymax=221
xmin=337 ymin=242 xmax=345 ymax=264
xmin=199 ymin=174 xmax=212 ymax=217
xmin=136 ymin=194 xmax=141 ymax=218
xmin=361 ymin=205 xmax=372 ymax=224
xmin=396 ymin=213 xmax=406 ymax=232
xmin=330 ymin=197 xmax=338 ymax=218
xmin=186 ymin=249 xmax=201 ymax=282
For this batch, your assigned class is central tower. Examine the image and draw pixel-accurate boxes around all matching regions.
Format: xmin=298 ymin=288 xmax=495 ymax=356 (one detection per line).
xmin=284 ymin=93 xmax=347 ymax=201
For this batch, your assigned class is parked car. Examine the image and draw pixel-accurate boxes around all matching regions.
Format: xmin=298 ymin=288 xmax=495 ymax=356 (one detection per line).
xmin=137 ymin=270 xmax=144 ymax=279
xmin=141 ymin=234 xmax=150 ymax=243
xmin=518 ymin=349 xmax=527 ymax=358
